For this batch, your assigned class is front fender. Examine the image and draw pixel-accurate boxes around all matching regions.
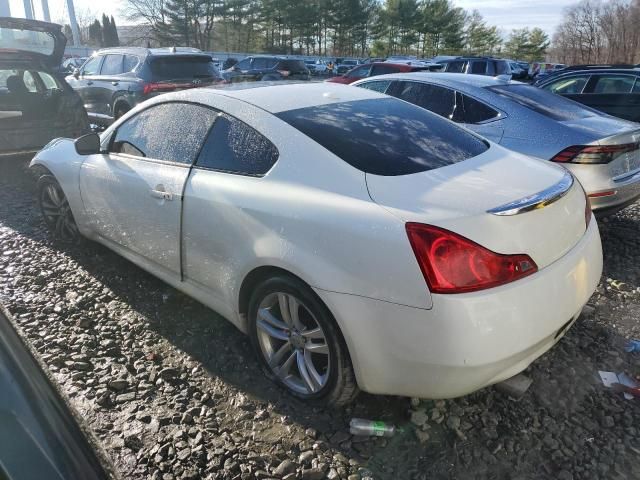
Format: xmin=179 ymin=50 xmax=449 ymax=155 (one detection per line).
xmin=30 ymin=139 xmax=91 ymax=236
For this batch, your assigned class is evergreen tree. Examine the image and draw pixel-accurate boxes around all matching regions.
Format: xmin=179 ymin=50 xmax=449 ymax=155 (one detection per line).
xmin=110 ymin=16 xmax=121 ymax=46
xmin=89 ymin=19 xmax=103 ymax=47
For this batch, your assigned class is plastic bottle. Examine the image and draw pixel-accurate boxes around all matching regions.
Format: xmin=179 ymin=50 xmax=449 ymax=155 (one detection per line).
xmin=625 ymin=339 xmax=640 ymax=353
xmin=349 ymin=418 xmax=396 ymax=437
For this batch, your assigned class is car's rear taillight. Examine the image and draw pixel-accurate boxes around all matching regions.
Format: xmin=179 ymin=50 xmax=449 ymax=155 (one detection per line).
xmin=406 ymin=223 xmax=538 ymax=294
xmin=551 ymin=142 xmax=640 ymax=164
xmin=142 ymin=82 xmax=196 ymax=95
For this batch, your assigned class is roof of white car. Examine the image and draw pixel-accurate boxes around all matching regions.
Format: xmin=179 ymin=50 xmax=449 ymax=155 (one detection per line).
xmin=356 ymin=72 xmax=520 ymax=90
xmin=192 ymin=81 xmax=384 ymax=113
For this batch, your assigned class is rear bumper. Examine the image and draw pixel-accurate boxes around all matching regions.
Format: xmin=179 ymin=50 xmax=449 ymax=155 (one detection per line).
xmin=315 ymin=219 xmax=603 ymax=399
xmin=588 ymin=169 xmax=640 ymax=213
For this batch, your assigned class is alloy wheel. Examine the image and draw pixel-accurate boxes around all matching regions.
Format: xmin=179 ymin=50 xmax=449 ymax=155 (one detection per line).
xmin=40 ymin=182 xmax=80 ymax=242
xmin=256 ymin=292 xmax=331 ymax=395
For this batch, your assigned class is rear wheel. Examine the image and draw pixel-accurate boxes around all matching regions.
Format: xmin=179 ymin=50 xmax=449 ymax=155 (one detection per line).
xmin=113 ymin=103 xmax=131 ymax=120
xmin=37 ymin=175 xmax=82 ymax=244
xmin=248 ymin=275 xmax=358 ymax=406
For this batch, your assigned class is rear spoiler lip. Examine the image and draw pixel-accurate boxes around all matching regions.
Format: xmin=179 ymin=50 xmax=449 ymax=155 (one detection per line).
xmin=487 ymin=171 xmax=574 ymax=216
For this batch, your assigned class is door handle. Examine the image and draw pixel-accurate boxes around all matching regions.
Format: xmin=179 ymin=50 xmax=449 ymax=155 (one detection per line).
xmin=112 ymin=81 xmax=119 ymax=86
xmin=150 ymin=189 xmax=174 ymax=201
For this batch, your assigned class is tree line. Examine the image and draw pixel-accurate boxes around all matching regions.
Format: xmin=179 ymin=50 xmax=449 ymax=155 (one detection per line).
xmin=551 ymin=0 xmax=640 ymax=65
xmin=63 ymin=13 xmax=121 ymax=48
xmin=124 ymin=0 xmax=549 ymax=60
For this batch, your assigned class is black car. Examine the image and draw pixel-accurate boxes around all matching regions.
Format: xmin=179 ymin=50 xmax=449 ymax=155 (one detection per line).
xmin=0 ymin=17 xmax=89 ymax=158
xmin=0 ymin=307 xmax=117 ymax=480
xmin=438 ymin=56 xmax=512 ymax=77
xmin=536 ymin=68 xmax=640 ymax=122
xmin=66 ymin=47 xmax=223 ymax=126
xmin=223 ymin=56 xmax=310 ymax=83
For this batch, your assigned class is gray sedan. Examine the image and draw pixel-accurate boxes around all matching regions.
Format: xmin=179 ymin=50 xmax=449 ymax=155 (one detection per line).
xmin=354 ymin=72 xmax=640 ymax=215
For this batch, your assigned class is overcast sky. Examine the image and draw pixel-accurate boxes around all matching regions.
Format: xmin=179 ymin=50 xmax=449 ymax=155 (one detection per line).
xmin=9 ymin=0 xmax=577 ymax=36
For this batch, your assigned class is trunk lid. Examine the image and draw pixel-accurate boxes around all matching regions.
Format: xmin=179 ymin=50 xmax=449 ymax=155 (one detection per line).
xmin=558 ymin=114 xmax=639 ymax=141
xmin=366 ymin=145 xmax=589 ymax=269
xmin=0 ymin=17 xmax=66 ymax=67
xmin=598 ymin=128 xmax=640 ymax=180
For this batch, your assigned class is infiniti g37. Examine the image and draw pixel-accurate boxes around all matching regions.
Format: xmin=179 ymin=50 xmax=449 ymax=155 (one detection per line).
xmin=31 ymin=83 xmax=603 ymax=405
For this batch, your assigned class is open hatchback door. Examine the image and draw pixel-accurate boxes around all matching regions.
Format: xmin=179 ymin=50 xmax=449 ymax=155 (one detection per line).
xmin=0 ymin=17 xmax=66 ymax=68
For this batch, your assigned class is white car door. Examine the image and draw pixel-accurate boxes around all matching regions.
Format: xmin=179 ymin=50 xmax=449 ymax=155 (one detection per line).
xmin=79 ymin=102 xmax=218 ymax=276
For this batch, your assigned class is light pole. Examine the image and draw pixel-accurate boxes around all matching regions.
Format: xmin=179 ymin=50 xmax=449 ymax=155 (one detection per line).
xmin=41 ymin=0 xmax=51 ymax=22
xmin=0 ymin=0 xmax=10 ymax=17
xmin=66 ymin=0 xmax=81 ymax=46
xmin=23 ymin=0 xmax=34 ymax=19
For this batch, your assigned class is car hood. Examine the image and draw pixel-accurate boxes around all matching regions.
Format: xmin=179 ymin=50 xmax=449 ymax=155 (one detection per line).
xmin=559 ymin=114 xmax=640 ymax=141
xmin=0 ymin=17 xmax=66 ymax=67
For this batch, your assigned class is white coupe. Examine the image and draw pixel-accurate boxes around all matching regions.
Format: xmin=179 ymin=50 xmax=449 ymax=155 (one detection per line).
xmin=31 ymin=83 xmax=603 ymax=405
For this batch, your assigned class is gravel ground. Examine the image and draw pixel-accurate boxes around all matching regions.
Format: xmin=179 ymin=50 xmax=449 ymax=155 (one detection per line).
xmin=1 ymin=157 xmax=640 ymax=480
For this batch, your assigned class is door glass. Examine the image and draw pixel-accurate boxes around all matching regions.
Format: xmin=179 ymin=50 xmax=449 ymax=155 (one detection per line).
xmin=470 ymin=61 xmax=487 ymax=74
xmin=82 ymin=56 xmax=102 ymax=75
xmin=461 ymin=94 xmax=499 ymax=123
xmin=196 ymin=115 xmax=279 ymax=176
xmin=633 ymin=79 xmax=640 ymax=93
xmin=266 ymin=58 xmax=279 ymax=68
xmin=545 ymin=76 xmax=589 ymax=94
xmin=100 ymin=55 xmax=124 ymax=75
xmin=372 ymin=65 xmax=399 ymax=76
xmin=111 ymin=103 xmax=218 ymax=163
xmin=23 ymin=71 xmax=37 ymax=92
xmin=592 ymin=75 xmax=635 ymax=94
xmin=236 ymin=59 xmax=251 ymax=70
xmin=357 ymin=80 xmax=391 ymax=93
xmin=446 ymin=61 xmax=465 ymax=73
xmin=252 ymin=58 xmax=268 ymax=70
xmin=346 ymin=65 xmax=370 ymax=78
xmin=391 ymin=81 xmax=456 ymax=119
xmin=123 ymin=55 xmax=139 ymax=73
xmin=37 ymin=72 xmax=59 ymax=90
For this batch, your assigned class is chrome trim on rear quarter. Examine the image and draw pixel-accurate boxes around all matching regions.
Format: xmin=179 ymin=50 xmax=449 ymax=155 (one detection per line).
xmin=487 ymin=172 xmax=574 ymax=216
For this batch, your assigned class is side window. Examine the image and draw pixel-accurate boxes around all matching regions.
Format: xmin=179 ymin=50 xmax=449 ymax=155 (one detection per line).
xmin=36 ymin=71 xmax=59 ymax=90
xmin=390 ymin=81 xmax=456 ymax=119
xmin=100 ymin=55 xmax=124 ymax=75
xmin=196 ymin=115 xmax=279 ymax=176
xmin=82 ymin=56 xmax=102 ymax=76
xmin=266 ymin=58 xmax=279 ymax=68
xmin=461 ymin=94 xmax=500 ymax=124
xmin=123 ymin=55 xmax=139 ymax=73
xmin=346 ymin=65 xmax=371 ymax=78
xmin=236 ymin=58 xmax=251 ymax=70
xmin=110 ymin=103 xmax=218 ymax=164
xmin=544 ymin=76 xmax=589 ymax=94
xmin=591 ymin=75 xmax=635 ymax=94
xmin=370 ymin=65 xmax=396 ymax=76
xmin=446 ymin=61 xmax=465 ymax=73
xmin=252 ymin=58 xmax=268 ymax=70
xmin=470 ymin=61 xmax=487 ymax=74
xmin=633 ymin=79 xmax=640 ymax=93
xmin=357 ymin=80 xmax=391 ymax=93
xmin=23 ymin=71 xmax=38 ymax=92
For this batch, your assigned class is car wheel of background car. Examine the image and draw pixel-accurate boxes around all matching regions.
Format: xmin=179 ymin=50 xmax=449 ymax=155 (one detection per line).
xmin=114 ymin=103 xmax=131 ymax=120
xmin=37 ymin=175 xmax=82 ymax=245
xmin=248 ymin=274 xmax=358 ymax=406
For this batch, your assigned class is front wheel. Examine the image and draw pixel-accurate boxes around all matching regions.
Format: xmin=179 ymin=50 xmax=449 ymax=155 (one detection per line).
xmin=248 ymin=275 xmax=358 ymax=406
xmin=37 ymin=175 xmax=82 ymax=244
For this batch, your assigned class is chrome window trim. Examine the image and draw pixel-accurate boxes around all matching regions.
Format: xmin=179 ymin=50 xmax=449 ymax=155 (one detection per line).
xmin=487 ymin=171 xmax=574 ymax=216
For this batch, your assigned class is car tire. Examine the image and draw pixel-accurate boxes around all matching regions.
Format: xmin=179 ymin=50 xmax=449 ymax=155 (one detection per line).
xmin=113 ymin=103 xmax=131 ymax=121
xmin=37 ymin=175 xmax=83 ymax=245
xmin=248 ymin=274 xmax=359 ymax=406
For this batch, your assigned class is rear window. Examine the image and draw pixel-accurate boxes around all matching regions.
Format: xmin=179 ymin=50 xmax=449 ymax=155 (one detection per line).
xmin=150 ymin=56 xmax=220 ymax=80
xmin=0 ymin=26 xmax=56 ymax=56
xmin=487 ymin=84 xmax=593 ymax=121
xmin=276 ymin=98 xmax=488 ymax=176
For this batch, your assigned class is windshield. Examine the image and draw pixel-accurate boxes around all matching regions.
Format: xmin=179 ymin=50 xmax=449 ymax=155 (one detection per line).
xmin=277 ymin=98 xmax=488 ymax=176
xmin=149 ymin=56 xmax=220 ymax=80
xmin=0 ymin=26 xmax=56 ymax=56
xmin=487 ymin=83 xmax=595 ymax=121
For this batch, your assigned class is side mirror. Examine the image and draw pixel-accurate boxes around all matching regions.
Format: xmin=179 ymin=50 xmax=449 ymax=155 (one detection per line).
xmin=74 ymin=133 xmax=101 ymax=155
xmin=73 ymin=68 xmax=80 ymax=79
